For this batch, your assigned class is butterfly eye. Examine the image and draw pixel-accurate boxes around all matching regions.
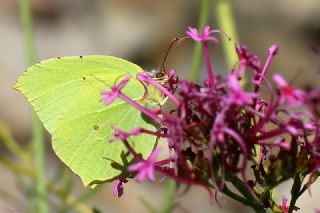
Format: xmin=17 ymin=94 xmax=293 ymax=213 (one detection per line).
xmin=146 ymin=69 xmax=168 ymax=85
xmin=156 ymin=69 xmax=167 ymax=78
xmin=154 ymin=69 xmax=167 ymax=78
xmin=149 ymin=69 xmax=159 ymax=78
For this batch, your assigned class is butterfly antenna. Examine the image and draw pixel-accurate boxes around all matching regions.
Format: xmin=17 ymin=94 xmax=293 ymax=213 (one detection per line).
xmin=288 ymin=68 xmax=302 ymax=85
xmin=160 ymin=36 xmax=190 ymax=72
xmin=90 ymin=74 xmax=112 ymax=87
xmin=113 ymin=74 xmax=129 ymax=86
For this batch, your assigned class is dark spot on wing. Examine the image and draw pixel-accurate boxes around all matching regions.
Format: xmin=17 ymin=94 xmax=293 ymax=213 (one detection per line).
xmin=57 ymin=57 xmax=61 ymax=59
xmin=82 ymin=77 xmax=86 ymax=80
xmin=94 ymin=125 xmax=100 ymax=130
xmin=80 ymin=56 xmax=83 ymax=58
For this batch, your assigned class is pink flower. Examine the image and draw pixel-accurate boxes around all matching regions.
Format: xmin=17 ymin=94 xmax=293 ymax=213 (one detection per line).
xmin=235 ymin=44 xmax=261 ymax=78
xmin=281 ymin=195 xmax=289 ymax=213
xmin=255 ymin=45 xmax=279 ymax=85
xmin=225 ymin=74 xmax=257 ymax=106
xmin=109 ymin=125 xmax=143 ymax=143
xmin=100 ymin=75 xmax=131 ymax=105
xmin=100 ymin=74 xmax=162 ymax=123
xmin=273 ymin=74 xmax=305 ymax=106
xmin=186 ymin=26 xmax=219 ymax=43
xmin=273 ymin=137 xmax=290 ymax=150
xmin=210 ymin=112 xmax=226 ymax=143
xmin=128 ymin=148 xmax=161 ymax=182
xmin=113 ymin=178 xmax=128 ymax=197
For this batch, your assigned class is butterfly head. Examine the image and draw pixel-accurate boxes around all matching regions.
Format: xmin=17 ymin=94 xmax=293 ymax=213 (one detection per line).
xmin=148 ymin=68 xmax=169 ymax=85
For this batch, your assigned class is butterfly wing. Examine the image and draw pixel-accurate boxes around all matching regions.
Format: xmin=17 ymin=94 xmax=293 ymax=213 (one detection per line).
xmin=14 ymin=56 xmax=159 ymax=186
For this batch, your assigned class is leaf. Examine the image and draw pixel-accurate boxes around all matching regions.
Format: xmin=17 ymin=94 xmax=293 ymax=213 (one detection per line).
xmin=14 ymin=56 xmax=159 ymax=186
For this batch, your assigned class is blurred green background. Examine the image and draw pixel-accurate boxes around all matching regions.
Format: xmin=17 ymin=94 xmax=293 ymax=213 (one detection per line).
xmin=0 ymin=0 xmax=320 ymax=212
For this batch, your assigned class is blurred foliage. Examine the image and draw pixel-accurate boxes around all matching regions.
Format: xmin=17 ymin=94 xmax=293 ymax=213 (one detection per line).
xmin=0 ymin=122 xmax=100 ymax=213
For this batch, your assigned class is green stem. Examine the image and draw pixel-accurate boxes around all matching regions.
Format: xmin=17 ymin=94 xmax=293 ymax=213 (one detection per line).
xmin=190 ymin=0 xmax=211 ymax=82
xmin=288 ymin=196 xmax=298 ymax=213
xmin=0 ymin=154 xmax=93 ymax=213
xmin=297 ymin=175 xmax=318 ymax=197
xmin=19 ymin=0 xmax=36 ymax=64
xmin=66 ymin=186 xmax=101 ymax=212
xmin=216 ymin=0 xmax=239 ymax=72
xmin=288 ymin=174 xmax=302 ymax=213
xmin=0 ymin=123 xmax=25 ymax=158
xmin=0 ymin=155 xmax=35 ymax=177
xmin=18 ymin=1 xmax=47 ymax=212
xmin=222 ymin=186 xmax=251 ymax=206
xmin=226 ymin=174 xmax=266 ymax=213
xmin=259 ymin=185 xmax=272 ymax=206
xmin=162 ymin=180 xmax=176 ymax=213
xmin=139 ymin=197 xmax=159 ymax=213
xmin=222 ymin=186 xmax=266 ymax=213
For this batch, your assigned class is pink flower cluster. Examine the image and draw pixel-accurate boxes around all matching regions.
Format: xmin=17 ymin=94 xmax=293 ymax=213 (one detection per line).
xmin=101 ymin=26 xmax=320 ymax=212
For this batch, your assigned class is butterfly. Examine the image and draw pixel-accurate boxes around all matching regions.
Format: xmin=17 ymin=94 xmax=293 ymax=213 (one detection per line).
xmin=14 ymin=36 xmax=188 ymax=187
xmin=14 ymin=55 xmax=163 ymax=187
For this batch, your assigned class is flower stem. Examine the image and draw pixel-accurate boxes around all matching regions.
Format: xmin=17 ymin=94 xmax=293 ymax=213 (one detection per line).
xmin=288 ymin=174 xmax=302 ymax=213
xmin=121 ymin=139 xmax=144 ymax=161
xmin=222 ymin=186 xmax=251 ymax=206
xmin=202 ymin=42 xmax=215 ymax=85
xmin=216 ymin=0 xmax=239 ymax=72
xmin=19 ymin=1 xmax=48 ymax=212
xmin=226 ymin=174 xmax=266 ymax=212
xmin=259 ymin=185 xmax=272 ymax=205
xmin=162 ymin=179 xmax=176 ymax=213
xmin=118 ymin=93 xmax=162 ymax=124
xmin=222 ymin=186 xmax=266 ymax=213
xmin=190 ymin=0 xmax=211 ymax=83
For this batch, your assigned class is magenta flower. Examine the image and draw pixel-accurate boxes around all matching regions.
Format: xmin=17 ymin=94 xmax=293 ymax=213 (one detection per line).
xmin=273 ymin=137 xmax=290 ymax=150
xmin=109 ymin=125 xmax=142 ymax=143
xmin=225 ymin=74 xmax=257 ymax=106
xmin=100 ymin=75 xmax=131 ymax=105
xmin=100 ymin=74 xmax=162 ymax=123
xmin=102 ymin=26 xmax=320 ymax=212
xmin=113 ymin=178 xmax=128 ymax=197
xmin=273 ymin=74 xmax=305 ymax=106
xmin=186 ymin=26 xmax=221 ymax=85
xmin=128 ymin=148 xmax=161 ymax=182
xmin=210 ymin=112 xmax=226 ymax=143
xmin=281 ymin=196 xmax=289 ymax=213
xmin=186 ymin=26 xmax=219 ymax=43
xmin=235 ymin=44 xmax=261 ymax=78
xmin=255 ymin=45 xmax=279 ymax=85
